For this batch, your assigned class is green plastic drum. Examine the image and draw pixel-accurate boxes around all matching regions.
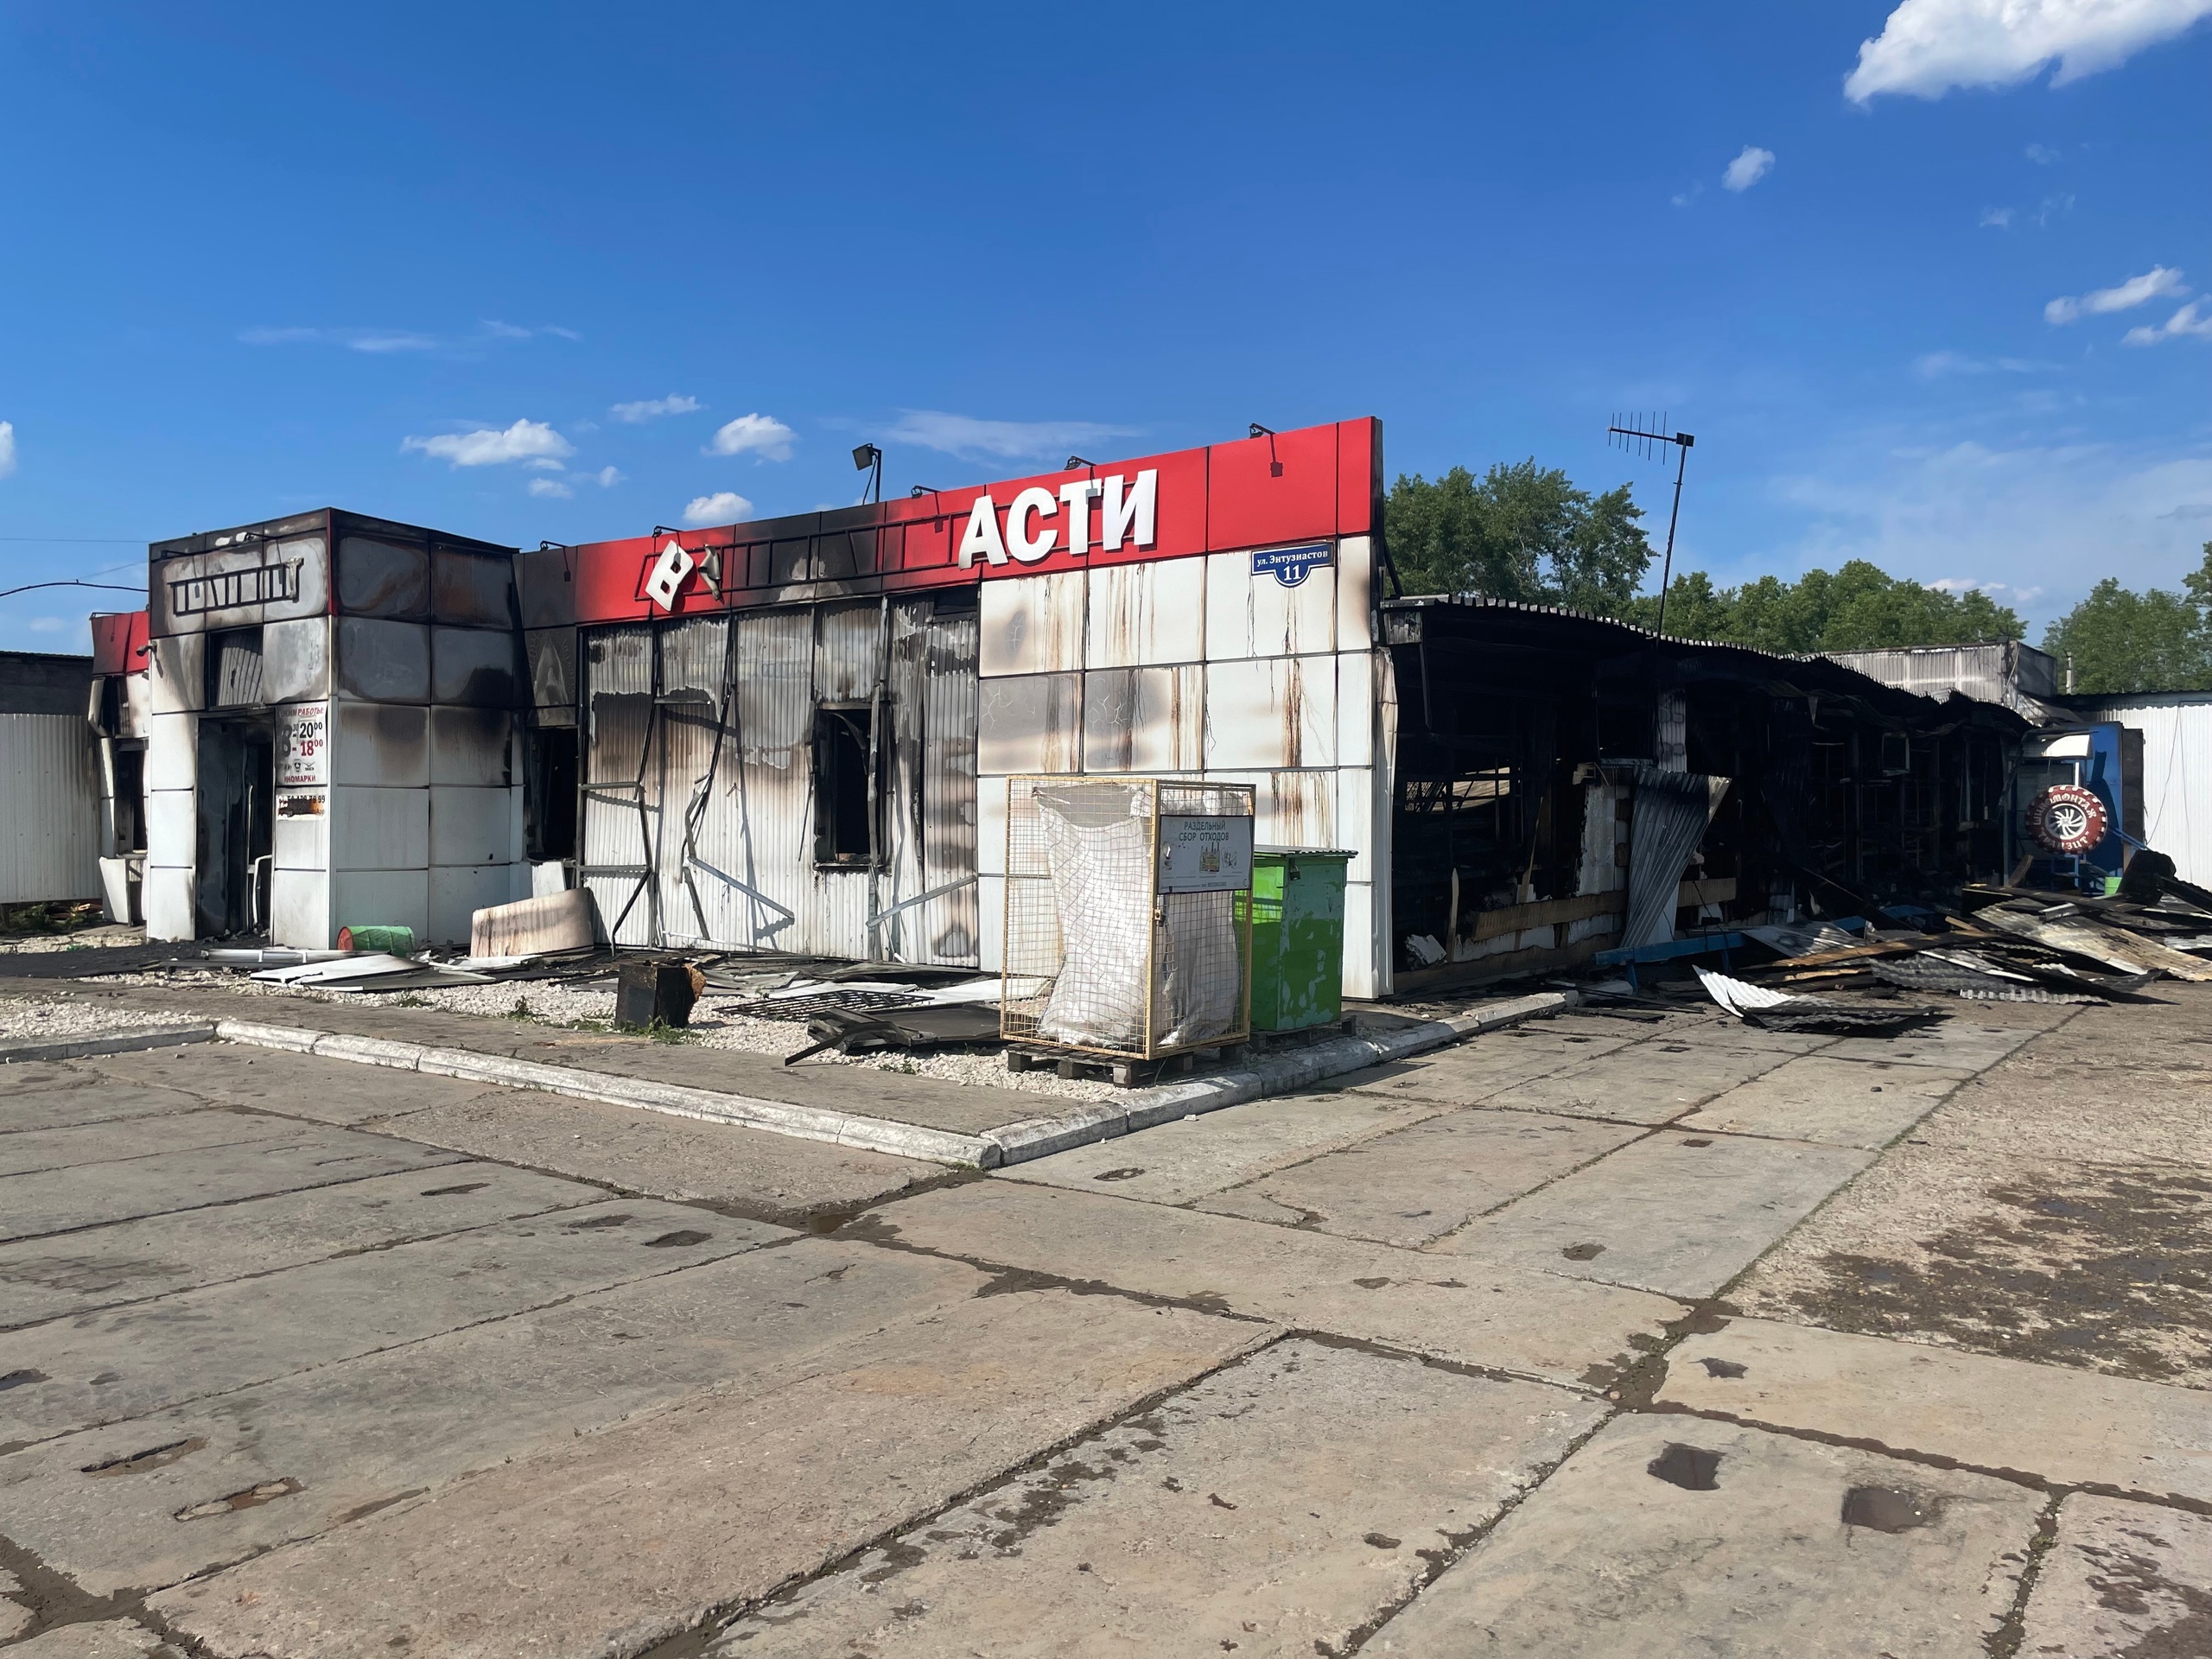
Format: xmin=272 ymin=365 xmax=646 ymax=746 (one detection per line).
xmin=1246 ymin=848 xmax=1354 ymax=1032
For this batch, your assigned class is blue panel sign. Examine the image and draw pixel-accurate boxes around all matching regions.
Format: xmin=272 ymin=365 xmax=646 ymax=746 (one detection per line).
xmin=1250 ymin=543 xmax=1334 ymax=588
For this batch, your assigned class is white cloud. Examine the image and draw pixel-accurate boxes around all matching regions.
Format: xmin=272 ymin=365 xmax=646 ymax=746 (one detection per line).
xmin=1914 ymin=350 xmax=2040 ymax=377
xmin=705 ymin=413 xmax=795 ymax=460
xmin=1932 ymin=575 xmax=2045 ymax=605
xmin=591 ymin=466 xmax=624 ymax=487
xmin=2045 ymin=264 xmax=2188 ymax=323
xmin=1722 ymin=146 xmax=1775 ymax=192
xmin=1671 ymin=182 xmax=1705 ymax=208
xmin=1771 ymin=433 xmax=2212 ymax=630
xmin=612 ymin=395 xmax=702 ymax=423
xmin=683 ymin=491 xmax=753 ymax=525
xmin=481 ymin=320 xmax=532 ymax=340
xmin=2123 ymin=300 xmax=2212 ymax=345
xmin=883 ymin=410 xmax=1142 ymax=462
xmin=403 ymin=419 xmax=575 ymax=468
xmin=29 ymin=615 xmax=66 ymax=633
xmin=0 ymin=421 xmax=15 ymax=479
xmin=2024 ymin=142 xmax=2063 ymax=163
xmin=238 ymin=321 xmax=571 ymax=353
xmin=528 ymin=477 xmax=572 ymax=499
xmin=1847 ymin=0 xmax=2212 ymax=101
xmin=1980 ymin=206 xmax=2015 ymax=228
xmin=344 ymin=333 xmax=439 ymax=353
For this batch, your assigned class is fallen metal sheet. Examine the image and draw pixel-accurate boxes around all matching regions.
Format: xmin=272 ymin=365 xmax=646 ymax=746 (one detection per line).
xmin=722 ymin=988 xmax=931 ymax=1023
xmin=1622 ymin=768 xmax=1732 ymax=950
xmin=467 ymin=888 xmax=598 ymax=959
xmin=1744 ymin=923 xmax=1859 ymax=958
xmin=252 ymin=953 xmax=424 ymax=986
xmin=785 ymin=1002 xmax=1006 ymax=1065
xmin=1694 ymin=967 xmax=1932 ymax=1034
xmin=1977 ymin=905 xmax=2212 ymax=982
xmin=1958 ymin=986 xmax=2098 ymax=1003
xmin=1870 ymin=954 xmax=2031 ymax=994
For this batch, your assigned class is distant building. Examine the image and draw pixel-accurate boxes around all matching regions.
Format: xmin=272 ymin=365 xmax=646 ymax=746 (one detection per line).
xmin=0 ymin=648 xmax=100 ymax=906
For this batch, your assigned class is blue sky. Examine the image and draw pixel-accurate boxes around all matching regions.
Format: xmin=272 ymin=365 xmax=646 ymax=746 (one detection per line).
xmin=3 ymin=1 xmax=2209 ymax=650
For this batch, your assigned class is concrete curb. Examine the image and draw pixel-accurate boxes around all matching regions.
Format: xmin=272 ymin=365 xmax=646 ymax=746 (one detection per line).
xmin=213 ymin=1020 xmax=999 ymax=1167
xmin=116 ymin=993 xmax=1576 ymax=1171
xmin=980 ymin=990 xmax=1579 ymax=1166
xmin=0 ymin=1024 xmax=219 ymax=1066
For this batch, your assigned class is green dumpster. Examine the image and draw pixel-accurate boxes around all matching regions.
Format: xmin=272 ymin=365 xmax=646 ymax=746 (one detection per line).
xmin=1247 ymin=847 xmax=1354 ymax=1033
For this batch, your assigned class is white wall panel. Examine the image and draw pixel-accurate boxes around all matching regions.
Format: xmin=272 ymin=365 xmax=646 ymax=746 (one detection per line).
xmin=270 ymin=868 xmax=330 ymax=950
xmin=980 ymin=571 xmax=1084 ymax=677
xmin=1336 ymin=652 xmax=1376 ymax=768
xmin=977 ymin=872 xmax=1005 ymax=976
xmin=1205 ymin=550 xmax=1335 ymax=661
xmin=1086 ymin=557 xmax=1205 ymax=668
xmin=330 ymin=786 xmax=429 ymax=872
xmin=1335 ymin=537 xmax=1374 ymax=653
xmin=332 ymin=702 xmax=430 ymax=788
xmin=430 ymin=864 xmax=513 ymax=945
xmin=1340 ymin=880 xmax=1377 ymax=1001
xmin=273 ymin=808 xmax=327 ymax=873
xmin=1206 ymin=768 xmax=1338 ymax=853
xmin=147 ymin=790 xmax=200 ymax=870
xmin=976 ymin=774 xmax=1008 ymax=877
xmin=334 ymin=618 xmax=431 ymax=702
xmin=1333 ymin=766 xmax=1376 ymax=881
xmin=429 ymin=706 xmax=512 ymax=787
xmin=147 ymin=634 xmax=203 ymax=715
xmin=261 ymin=618 xmax=331 ymax=704
xmin=1205 ymin=656 xmax=1337 ymax=771
xmin=977 ymin=673 xmax=1082 ymax=775
xmin=430 ymin=785 xmax=518 ymax=867
xmin=144 ymin=865 xmax=195 ymax=942
xmin=1084 ymin=665 xmax=1205 ymax=773
xmin=146 ymin=712 xmax=197 ymax=791
xmin=2082 ymin=699 xmax=2212 ymax=884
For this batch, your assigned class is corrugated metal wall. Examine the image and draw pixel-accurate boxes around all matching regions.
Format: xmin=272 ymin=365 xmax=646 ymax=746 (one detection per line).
xmin=578 ymin=597 xmax=982 ymax=963
xmin=2079 ymin=697 xmax=2212 ymax=883
xmin=0 ymin=714 xmax=100 ymax=902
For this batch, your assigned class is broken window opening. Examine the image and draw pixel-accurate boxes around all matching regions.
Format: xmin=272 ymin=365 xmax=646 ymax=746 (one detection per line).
xmin=813 ymin=703 xmax=880 ymax=868
xmin=524 ymin=727 xmax=579 ymax=863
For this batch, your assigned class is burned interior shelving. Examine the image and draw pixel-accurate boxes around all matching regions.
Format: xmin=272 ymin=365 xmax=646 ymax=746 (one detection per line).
xmin=1381 ymin=597 xmax=2025 ymax=987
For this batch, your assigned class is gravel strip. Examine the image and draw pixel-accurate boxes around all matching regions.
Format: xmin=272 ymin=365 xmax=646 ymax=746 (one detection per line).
xmin=0 ymin=994 xmax=206 ymax=1044
xmin=93 ymin=969 xmax=1122 ymax=1103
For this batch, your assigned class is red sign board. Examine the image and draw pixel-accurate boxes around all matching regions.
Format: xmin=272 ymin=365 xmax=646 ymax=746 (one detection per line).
xmin=90 ymin=611 xmax=150 ymax=676
xmin=563 ymin=417 xmax=1378 ymax=626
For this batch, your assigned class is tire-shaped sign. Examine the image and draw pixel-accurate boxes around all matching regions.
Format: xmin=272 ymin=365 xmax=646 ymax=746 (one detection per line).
xmin=2026 ymin=784 xmax=2109 ymax=855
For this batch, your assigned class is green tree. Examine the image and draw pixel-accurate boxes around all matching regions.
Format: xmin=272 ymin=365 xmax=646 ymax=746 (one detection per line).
xmin=2041 ymin=544 xmax=2212 ymax=693
xmin=1386 ymin=461 xmax=1653 ymax=614
xmin=1620 ymin=559 xmax=2024 ymax=650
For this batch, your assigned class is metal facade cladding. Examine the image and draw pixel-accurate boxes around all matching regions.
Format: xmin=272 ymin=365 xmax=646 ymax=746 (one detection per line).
xmin=557 ymin=417 xmax=1380 ymax=627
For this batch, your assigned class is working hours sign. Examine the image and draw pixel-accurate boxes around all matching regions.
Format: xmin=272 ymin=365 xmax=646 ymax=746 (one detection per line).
xmin=276 ymin=701 xmax=329 ymax=788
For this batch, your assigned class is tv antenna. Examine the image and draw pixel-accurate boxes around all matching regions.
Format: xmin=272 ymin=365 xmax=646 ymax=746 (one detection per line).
xmin=1608 ymin=415 xmax=1695 ymax=638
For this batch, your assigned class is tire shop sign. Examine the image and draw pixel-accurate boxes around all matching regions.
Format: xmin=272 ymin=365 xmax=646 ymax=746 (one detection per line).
xmin=2026 ymin=783 xmax=2108 ymax=855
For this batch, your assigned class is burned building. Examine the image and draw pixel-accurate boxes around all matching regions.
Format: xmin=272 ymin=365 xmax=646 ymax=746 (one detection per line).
xmin=136 ymin=512 xmax=525 ymax=946
xmin=1382 ymin=598 xmax=2029 ymax=988
xmin=113 ymin=421 xmax=2031 ymax=982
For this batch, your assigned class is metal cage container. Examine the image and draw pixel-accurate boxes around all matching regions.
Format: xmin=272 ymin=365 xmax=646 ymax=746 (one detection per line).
xmin=1001 ymin=775 xmax=1255 ymax=1060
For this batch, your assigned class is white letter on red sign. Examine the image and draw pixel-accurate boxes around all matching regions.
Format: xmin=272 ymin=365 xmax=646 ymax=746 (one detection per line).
xmin=958 ymin=495 xmax=1008 ymax=568
xmin=645 ymin=540 xmax=697 ymax=612
xmin=1058 ymin=479 xmax=1102 ymax=556
xmin=1006 ymin=487 xmax=1058 ymax=563
xmin=1101 ymin=469 xmax=1157 ymax=551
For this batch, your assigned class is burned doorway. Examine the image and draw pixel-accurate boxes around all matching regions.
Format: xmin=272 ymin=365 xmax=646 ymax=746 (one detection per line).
xmin=194 ymin=715 xmax=275 ymax=938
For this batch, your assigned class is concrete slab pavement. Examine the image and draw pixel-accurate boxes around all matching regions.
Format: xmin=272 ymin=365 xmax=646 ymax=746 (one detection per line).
xmin=855 ymin=1180 xmax=1680 ymax=1387
xmin=0 ymin=1111 xmax=295 ymax=1179
xmin=0 ymin=1161 xmax=607 ymax=1330
xmin=1193 ymin=1106 xmax=1647 ymax=1248
xmin=1439 ymin=1129 xmax=1876 ymax=1300
xmin=1673 ymin=1053 xmax=1972 ymax=1149
xmin=1476 ymin=1041 xmax=1799 ymax=1126
xmin=0 ymin=1078 xmax=214 ymax=1135
xmin=0 ymin=1128 xmax=463 ymax=1244
xmin=2018 ymin=1492 xmax=2212 ymax=1657
xmin=0 ymin=1239 xmax=991 ymax=1595
xmin=0 ymin=1198 xmax=785 ymax=1445
xmin=149 ymin=1288 xmax=1268 ymax=1659
xmin=1656 ymin=1317 xmax=2212 ymax=1503
xmin=700 ymin=1338 xmax=1605 ymax=1659
xmin=999 ymin=1087 xmax=1446 ymax=1206
xmin=1376 ymin=1414 xmax=2043 ymax=1657
xmin=2 ymin=1621 xmax=176 ymax=1658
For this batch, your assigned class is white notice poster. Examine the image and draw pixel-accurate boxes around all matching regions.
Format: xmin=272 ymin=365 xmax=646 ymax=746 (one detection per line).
xmin=277 ymin=701 xmax=329 ymax=787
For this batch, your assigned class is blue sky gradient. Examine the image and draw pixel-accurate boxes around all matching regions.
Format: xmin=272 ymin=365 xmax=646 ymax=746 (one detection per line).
xmin=3 ymin=2 xmax=2208 ymax=648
